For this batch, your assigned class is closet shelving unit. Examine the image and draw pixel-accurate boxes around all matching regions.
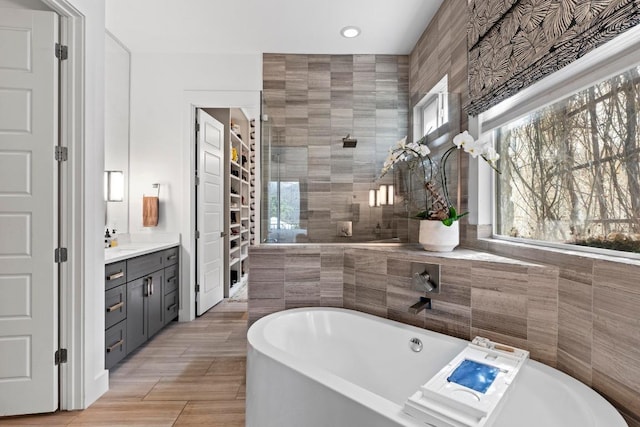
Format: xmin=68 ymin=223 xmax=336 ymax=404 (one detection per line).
xmin=206 ymin=107 xmax=253 ymax=298
xmin=249 ymin=118 xmax=256 ymax=245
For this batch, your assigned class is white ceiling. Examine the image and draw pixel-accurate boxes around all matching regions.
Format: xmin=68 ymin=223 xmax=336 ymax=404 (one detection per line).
xmin=106 ymin=0 xmax=444 ymax=55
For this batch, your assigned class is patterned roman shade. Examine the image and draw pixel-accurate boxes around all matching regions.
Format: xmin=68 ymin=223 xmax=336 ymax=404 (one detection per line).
xmin=466 ymin=0 xmax=640 ymax=116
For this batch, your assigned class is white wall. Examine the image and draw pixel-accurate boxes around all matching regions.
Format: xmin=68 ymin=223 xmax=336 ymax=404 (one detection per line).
xmin=105 ymin=32 xmax=130 ymax=233
xmin=128 ymin=52 xmax=262 ymax=319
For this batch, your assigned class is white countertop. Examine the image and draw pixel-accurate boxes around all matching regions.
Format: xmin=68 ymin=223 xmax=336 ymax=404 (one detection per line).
xmin=105 ymin=233 xmax=180 ymax=264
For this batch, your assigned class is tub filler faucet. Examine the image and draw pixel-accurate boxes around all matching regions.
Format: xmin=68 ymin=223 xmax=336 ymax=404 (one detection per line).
xmin=408 ymin=297 xmax=432 ymax=314
xmin=408 ymin=267 xmax=438 ymax=314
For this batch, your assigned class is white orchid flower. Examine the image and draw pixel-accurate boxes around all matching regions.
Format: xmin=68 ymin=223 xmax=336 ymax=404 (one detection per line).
xmin=462 ymin=139 xmax=483 ymax=158
xmin=483 ymin=145 xmax=500 ymax=162
xmin=417 ymin=145 xmax=431 ymax=156
xmin=453 ymin=130 xmax=474 ymax=148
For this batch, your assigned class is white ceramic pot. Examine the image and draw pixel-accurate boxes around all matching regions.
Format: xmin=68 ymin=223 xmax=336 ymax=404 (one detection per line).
xmin=418 ymin=220 xmax=459 ymax=252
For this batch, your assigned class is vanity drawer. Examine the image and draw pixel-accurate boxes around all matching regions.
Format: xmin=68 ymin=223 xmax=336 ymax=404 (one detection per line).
xmin=105 ymin=319 xmax=127 ymax=369
xmin=164 ymin=264 xmax=179 ymax=295
xmin=105 ymin=284 xmax=126 ymax=329
xmin=163 ymin=247 xmax=179 ymax=267
xmin=105 ymin=261 xmax=126 ymax=291
xmin=127 ymin=251 xmax=164 ymax=281
xmin=164 ymin=290 xmax=178 ymax=325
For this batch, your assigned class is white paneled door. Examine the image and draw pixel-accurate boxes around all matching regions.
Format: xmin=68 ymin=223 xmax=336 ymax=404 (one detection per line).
xmin=0 ymin=9 xmax=60 ymax=416
xmin=196 ymin=110 xmax=225 ymax=315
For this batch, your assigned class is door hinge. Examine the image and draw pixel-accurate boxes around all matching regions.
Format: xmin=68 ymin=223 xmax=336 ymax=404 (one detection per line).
xmin=55 ymin=146 xmax=68 ymax=162
xmin=195 ymin=122 xmax=200 ymax=133
xmin=195 ymin=284 xmax=200 ymax=293
xmin=55 ymin=348 xmax=68 ymax=365
xmin=55 ymin=43 xmax=68 ymax=60
xmin=54 ymin=247 xmax=68 ymax=263
xmin=195 ymin=230 xmax=200 ymax=239
xmin=195 ymin=175 xmax=200 ymax=186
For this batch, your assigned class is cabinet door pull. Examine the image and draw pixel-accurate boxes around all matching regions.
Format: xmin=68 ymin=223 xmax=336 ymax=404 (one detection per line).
xmin=145 ymin=278 xmax=150 ymax=297
xmin=107 ymin=271 xmax=124 ymax=280
xmin=167 ymin=276 xmax=176 ymax=283
xmin=167 ymin=303 xmax=177 ymax=311
xmin=150 ymin=277 xmax=154 ymax=295
xmin=167 ymin=254 xmax=177 ymax=261
xmin=106 ymin=339 xmax=124 ymax=353
xmin=106 ymin=301 xmax=124 ymax=312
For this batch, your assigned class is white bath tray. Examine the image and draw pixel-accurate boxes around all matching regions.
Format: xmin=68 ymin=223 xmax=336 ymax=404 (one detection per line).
xmin=403 ymin=337 xmax=529 ymax=427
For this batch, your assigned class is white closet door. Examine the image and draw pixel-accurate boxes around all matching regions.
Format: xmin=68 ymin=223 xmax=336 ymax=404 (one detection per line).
xmin=196 ymin=109 xmax=225 ymax=315
xmin=0 ymin=8 xmax=59 ymax=416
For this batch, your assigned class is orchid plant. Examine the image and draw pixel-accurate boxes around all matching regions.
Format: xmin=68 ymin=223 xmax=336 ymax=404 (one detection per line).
xmin=380 ymin=131 xmax=500 ymax=226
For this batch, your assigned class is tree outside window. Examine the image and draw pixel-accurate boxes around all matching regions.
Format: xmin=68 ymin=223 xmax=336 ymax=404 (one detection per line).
xmin=496 ymin=65 xmax=640 ymax=254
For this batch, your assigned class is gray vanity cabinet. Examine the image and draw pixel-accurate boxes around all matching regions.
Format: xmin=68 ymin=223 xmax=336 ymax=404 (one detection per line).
xmin=126 ymin=269 xmax=164 ymax=352
xmin=105 ymin=246 xmax=179 ymax=369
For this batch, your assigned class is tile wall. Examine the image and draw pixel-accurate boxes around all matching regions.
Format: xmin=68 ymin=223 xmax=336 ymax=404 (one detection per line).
xmin=262 ymin=54 xmax=410 ymax=243
xmin=463 ymin=227 xmax=640 ymax=426
xmin=408 ymin=0 xmax=470 ymax=217
xmin=249 ymin=245 xmax=558 ymax=368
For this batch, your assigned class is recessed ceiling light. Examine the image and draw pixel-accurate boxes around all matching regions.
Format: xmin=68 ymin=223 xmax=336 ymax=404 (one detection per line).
xmin=340 ymin=26 xmax=361 ymax=38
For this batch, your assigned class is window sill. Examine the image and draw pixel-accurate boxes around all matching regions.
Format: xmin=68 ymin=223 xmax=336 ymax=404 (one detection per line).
xmin=470 ymin=235 xmax=640 ymax=268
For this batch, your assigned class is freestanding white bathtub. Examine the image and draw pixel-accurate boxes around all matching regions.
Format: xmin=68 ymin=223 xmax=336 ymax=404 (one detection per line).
xmin=246 ymin=308 xmax=627 ymax=427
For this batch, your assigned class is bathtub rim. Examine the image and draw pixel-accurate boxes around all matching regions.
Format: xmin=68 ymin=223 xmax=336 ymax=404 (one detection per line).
xmin=247 ymin=307 xmax=627 ymax=427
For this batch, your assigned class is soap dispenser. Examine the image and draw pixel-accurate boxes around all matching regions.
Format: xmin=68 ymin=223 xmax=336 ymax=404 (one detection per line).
xmin=110 ymin=229 xmax=118 ymax=247
xmin=104 ymin=229 xmax=111 ymax=248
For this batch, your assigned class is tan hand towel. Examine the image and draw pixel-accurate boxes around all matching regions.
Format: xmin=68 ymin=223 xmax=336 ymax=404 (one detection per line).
xmin=143 ymin=196 xmax=159 ymax=227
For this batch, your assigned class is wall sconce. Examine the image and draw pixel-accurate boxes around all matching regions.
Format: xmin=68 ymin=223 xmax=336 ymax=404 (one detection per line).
xmin=378 ymin=185 xmax=387 ymax=206
xmin=369 ymin=185 xmax=394 ymax=207
xmin=104 ymin=170 xmax=124 ymax=202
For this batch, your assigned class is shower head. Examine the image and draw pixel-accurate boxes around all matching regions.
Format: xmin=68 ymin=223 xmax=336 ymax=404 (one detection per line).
xmin=342 ymin=134 xmax=357 ymax=148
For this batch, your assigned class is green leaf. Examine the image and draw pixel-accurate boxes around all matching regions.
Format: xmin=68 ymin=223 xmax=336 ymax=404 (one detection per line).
xmin=440 ymin=207 xmax=469 ymax=226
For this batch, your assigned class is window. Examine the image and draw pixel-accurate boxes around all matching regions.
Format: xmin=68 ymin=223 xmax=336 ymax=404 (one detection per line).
xmin=495 ymin=65 xmax=640 ymax=254
xmin=268 ymin=181 xmax=300 ymax=230
xmin=414 ymin=75 xmax=448 ymax=137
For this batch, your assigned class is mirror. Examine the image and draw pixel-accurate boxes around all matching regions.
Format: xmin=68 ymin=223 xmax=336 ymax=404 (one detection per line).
xmin=104 ymin=32 xmax=131 ymax=232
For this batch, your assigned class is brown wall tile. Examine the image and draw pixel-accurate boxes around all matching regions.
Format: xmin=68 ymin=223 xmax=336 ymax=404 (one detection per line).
xmin=263 ymin=54 xmax=409 ymax=243
xmin=472 ymin=309 xmax=528 ymax=340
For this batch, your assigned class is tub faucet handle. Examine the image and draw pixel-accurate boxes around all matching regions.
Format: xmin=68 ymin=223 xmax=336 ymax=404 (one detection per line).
xmin=412 ymin=270 xmax=437 ymax=293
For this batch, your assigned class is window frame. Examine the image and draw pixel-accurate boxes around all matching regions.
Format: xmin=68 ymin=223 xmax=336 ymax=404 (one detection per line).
xmin=413 ymin=75 xmax=448 ymax=139
xmin=474 ymin=23 xmax=640 ymax=260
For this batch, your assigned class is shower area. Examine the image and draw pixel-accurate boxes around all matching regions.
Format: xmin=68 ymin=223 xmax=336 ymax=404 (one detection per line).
xmin=260 ymin=54 xmax=461 ymax=244
xmin=261 ymin=122 xmax=405 ymax=243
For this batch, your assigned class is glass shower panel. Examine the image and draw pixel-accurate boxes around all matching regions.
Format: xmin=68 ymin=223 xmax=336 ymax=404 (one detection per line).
xmin=261 ymin=117 xmax=309 ymax=243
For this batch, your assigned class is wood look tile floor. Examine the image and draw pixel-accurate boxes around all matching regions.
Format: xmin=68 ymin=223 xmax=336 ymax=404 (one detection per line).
xmin=1 ymin=301 xmax=248 ymax=426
